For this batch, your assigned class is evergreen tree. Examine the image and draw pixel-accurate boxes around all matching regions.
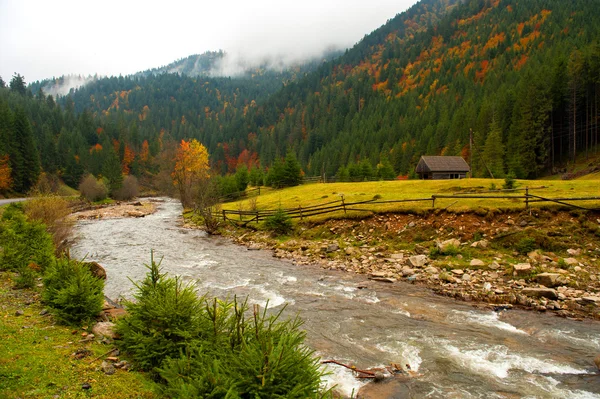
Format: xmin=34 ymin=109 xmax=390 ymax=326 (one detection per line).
xmin=9 ymin=74 xmax=26 ymax=96
xmin=482 ymin=117 xmax=505 ymax=178
xmin=11 ymin=108 xmax=40 ymax=192
xmin=102 ymin=145 xmax=123 ymax=195
xmin=283 ymin=150 xmax=302 ymax=187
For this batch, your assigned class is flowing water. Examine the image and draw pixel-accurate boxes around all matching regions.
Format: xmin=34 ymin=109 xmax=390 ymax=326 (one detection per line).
xmin=71 ymin=198 xmax=600 ymax=398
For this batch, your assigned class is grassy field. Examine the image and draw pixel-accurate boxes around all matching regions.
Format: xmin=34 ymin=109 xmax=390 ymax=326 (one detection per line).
xmin=0 ymin=272 xmax=157 ymax=399
xmin=222 ymin=178 xmax=600 ymax=222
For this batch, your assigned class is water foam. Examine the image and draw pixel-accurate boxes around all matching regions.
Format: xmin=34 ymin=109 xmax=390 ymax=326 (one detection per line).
xmin=249 ymin=286 xmax=290 ymax=308
xmin=375 ymin=341 xmax=423 ymax=371
xmin=443 ymin=343 xmax=591 ymax=379
xmin=537 ymin=329 xmax=600 ymax=351
xmin=321 ymin=364 xmax=367 ymax=398
xmin=524 ymin=376 xmax=600 ymax=399
xmin=449 ymin=310 xmax=528 ymax=335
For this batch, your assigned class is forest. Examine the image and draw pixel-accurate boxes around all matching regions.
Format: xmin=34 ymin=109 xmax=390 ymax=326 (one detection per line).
xmin=0 ymin=0 xmax=599 ymax=196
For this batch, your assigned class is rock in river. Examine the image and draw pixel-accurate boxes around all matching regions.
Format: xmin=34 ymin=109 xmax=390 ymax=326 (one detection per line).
xmin=521 ymin=287 xmax=558 ymax=300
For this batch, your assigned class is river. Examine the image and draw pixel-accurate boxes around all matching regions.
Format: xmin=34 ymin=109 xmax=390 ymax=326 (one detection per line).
xmin=71 ymin=198 xmax=600 ymax=398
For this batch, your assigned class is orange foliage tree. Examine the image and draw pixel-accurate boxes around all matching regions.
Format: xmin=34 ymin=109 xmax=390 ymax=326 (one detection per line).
xmin=0 ymin=155 xmax=13 ymax=191
xmin=171 ymin=139 xmax=210 ymax=208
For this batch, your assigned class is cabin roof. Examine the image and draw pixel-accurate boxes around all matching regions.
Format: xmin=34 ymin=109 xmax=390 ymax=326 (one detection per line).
xmin=415 ymin=156 xmax=470 ymax=173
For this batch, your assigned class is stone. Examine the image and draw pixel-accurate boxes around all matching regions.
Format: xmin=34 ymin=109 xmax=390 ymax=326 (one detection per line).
xmin=567 ymin=248 xmax=582 ymax=256
xmin=408 ymin=255 xmax=428 ymax=268
xmin=15 ymin=310 xmax=24 ymax=316
xmin=573 ymin=266 xmax=582 ymax=272
xmin=390 ymin=253 xmax=404 ymax=260
xmin=581 ymin=296 xmax=600 ymax=305
xmin=126 ymin=210 xmax=145 ymax=218
xmin=370 ymin=277 xmax=397 ymax=283
xmin=414 ymin=244 xmax=427 ymax=255
xmin=513 ymin=263 xmax=532 ymax=276
xmin=39 ymin=309 xmax=48 ymax=316
xmin=247 ymin=244 xmax=261 ymax=250
xmin=528 ymin=251 xmax=543 ymax=262
xmin=470 ymin=259 xmax=485 ymax=267
xmin=369 ymin=271 xmax=387 ymax=278
xmin=488 ymin=261 xmax=501 ymax=270
xmin=103 ymin=308 xmax=127 ymax=320
xmin=83 ymin=261 xmax=107 ymax=280
xmin=563 ymin=258 xmax=579 ymax=266
xmin=534 ymin=273 xmax=562 ymax=288
xmin=101 ymin=360 xmax=116 ymax=375
xmin=462 ymin=274 xmax=472 ymax=282
xmin=401 ymin=267 xmax=415 ymax=277
xmin=483 ymin=282 xmax=492 ymax=291
xmin=92 ymin=322 xmax=117 ymax=339
xmin=82 ymin=383 xmax=92 ymax=390
xmin=326 ymin=243 xmax=339 ymax=253
xmin=594 ymin=354 xmax=600 ymax=371
xmin=408 ymin=222 xmax=416 ymax=228
xmin=345 ymin=247 xmax=355 ymax=255
xmin=471 ymin=240 xmax=489 ymax=249
xmin=437 ymin=239 xmax=461 ymax=253
xmin=424 ymin=266 xmax=439 ymax=274
xmin=521 ymin=287 xmax=558 ymax=300
xmin=451 ymin=269 xmax=464 ymax=275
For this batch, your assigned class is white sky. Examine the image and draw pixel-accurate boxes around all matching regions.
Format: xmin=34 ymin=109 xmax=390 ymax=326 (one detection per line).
xmin=0 ymin=0 xmax=418 ymax=83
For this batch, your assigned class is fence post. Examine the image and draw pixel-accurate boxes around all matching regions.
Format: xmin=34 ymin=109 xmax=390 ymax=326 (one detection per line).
xmin=256 ymin=211 xmax=259 ymax=222
xmin=222 ymin=209 xmax=226 ymax=221
xmin=525 ymin=187 xmax=529 ymax=209
xmin=342 ymin=196 xmax=346 ymax=214
xmin=432 ymin=195 xmax=436 ymax=208
xmin=299 ymin=205 xmax=303 ymax=220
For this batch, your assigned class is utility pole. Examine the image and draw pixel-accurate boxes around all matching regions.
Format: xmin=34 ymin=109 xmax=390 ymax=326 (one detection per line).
xmin=469 ymin=128 xmax=473 ymax=178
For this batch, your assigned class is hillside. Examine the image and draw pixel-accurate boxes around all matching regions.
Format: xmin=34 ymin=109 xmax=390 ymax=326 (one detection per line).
xmin=1 ymin=0 xmax=599 ymax=197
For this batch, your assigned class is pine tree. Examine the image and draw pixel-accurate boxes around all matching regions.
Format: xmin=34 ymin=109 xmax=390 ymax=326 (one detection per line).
xmin=482 ymin=117 xmax=505 ymax=178
xmin=11 ymin=108 xmax=40 ymax=192
xmin=102 ymin=145 xmax=123 ymax=195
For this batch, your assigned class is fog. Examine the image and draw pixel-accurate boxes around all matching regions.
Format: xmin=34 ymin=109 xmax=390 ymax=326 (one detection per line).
xmin=0 ymin=0 xmax=417 ymax=83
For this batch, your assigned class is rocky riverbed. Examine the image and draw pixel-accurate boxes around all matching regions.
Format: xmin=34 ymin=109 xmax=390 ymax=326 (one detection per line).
xmin=219 ymin=209 xmax=600 ymax=320
xmin=72 ymin=199 xmax=158 ymax=220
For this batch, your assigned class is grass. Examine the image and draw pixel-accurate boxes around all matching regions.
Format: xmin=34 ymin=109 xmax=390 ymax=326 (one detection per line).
xmin=224 ymin=179 xmax=600 ymax=223
xmin=0 ymin=272 xmax=157 ymax=399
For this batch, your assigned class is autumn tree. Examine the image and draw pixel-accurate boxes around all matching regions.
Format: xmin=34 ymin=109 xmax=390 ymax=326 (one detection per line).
xmin=172 ymin=139 xmax=210 ymax=208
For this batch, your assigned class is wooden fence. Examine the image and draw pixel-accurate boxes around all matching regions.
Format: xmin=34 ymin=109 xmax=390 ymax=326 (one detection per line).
xmin=213 ymin=187 xmax=600 ymax=225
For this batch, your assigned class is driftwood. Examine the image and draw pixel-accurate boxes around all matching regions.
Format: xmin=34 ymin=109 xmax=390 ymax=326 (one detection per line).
xmin=322 ymin=360 xmax=408 ymax=381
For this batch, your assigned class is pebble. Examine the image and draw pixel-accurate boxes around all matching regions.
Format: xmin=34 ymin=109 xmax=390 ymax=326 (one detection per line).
xmin=15 ymin=310 xmax=24 ymax=316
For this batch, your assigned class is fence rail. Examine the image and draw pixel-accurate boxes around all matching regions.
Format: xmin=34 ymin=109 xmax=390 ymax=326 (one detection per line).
xmin=209 ymin=187 xmax=600 ymax=225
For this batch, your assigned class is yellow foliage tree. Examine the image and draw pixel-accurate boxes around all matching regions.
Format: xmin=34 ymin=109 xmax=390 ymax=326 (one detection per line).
xmin=171 ymin=139 xmax=210 ymax=208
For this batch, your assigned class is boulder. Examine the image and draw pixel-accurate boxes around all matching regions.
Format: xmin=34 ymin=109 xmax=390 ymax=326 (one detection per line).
xmin=92 ymin=322 xmax=117 ymax=339
xmin=83 ymin=261 xmax=107 ymax=280
xmin=471 ymin=240 xmax=489 ymax=249
xmin=408 ymin=255 xmax=428 ymax=268
xmin=521 ymin=287 xmax=558 ymax=300
xmin=437 ymin=239 xmax=461 ymax=253
xmin=326 ymin=243 xmax=340 ymax=253
xmin=534 ymin=273 xmax=562 ymax=288
xmin=424 ymin=266 xmax=439 ymax=274
xmin=401 ymin=267 xmax=415 ymax=277
xmin=513 ymin=263 xmax=532 ymax=276
xmin=489 ymin=261 xmax=501 ymax=270
xmin=470 ymin=259 xmax=485 ymax=267
xmin=563 ymin=258 xmax=579 ymax=266
xmin=567 ymin=248 xmax=582 ymax=256
xmin=101 ymin=360 xmax=116 ymax=375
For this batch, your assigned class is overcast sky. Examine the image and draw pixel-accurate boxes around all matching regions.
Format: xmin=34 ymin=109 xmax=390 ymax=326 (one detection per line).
xmin=0 ymin=0 xmax=418 ymax=83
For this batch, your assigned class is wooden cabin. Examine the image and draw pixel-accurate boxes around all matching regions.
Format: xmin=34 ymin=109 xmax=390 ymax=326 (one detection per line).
xmin=415 ymin=156 xmax=470 ymax=179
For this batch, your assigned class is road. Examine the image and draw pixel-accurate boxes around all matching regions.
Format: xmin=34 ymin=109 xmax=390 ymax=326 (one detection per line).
xmin=0 ymin=198 xmax=28 ymax=206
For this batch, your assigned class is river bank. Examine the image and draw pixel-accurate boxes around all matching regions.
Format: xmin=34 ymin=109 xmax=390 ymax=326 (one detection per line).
xmin=213 ymin=208 xmax=600 ymax=320
xmin=71 ymin=199 xmax=158 ymax=220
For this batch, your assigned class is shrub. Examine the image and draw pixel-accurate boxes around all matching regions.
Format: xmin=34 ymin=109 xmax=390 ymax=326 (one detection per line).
xmin=42 ymin=258 xmax=105 ymax=325
xmin=78 ymin=174 xmax=108 ymax=202
xmin=502 ymin=172 xmax=517 ymax=190
xmin=115 ymin=254 xmax=205 ymax=372
xmin=112 ymin=175 xmax=139 ymax=200
xmin=264 ymin=208 xmax=293 ymax=235
xmin=15 ymin=263 xmax=38 ymax=289
xmin=516 ymin=237 xmax=537 ymax=255
xmin=158 ymin=304 xmax=326 ymax=398
xmin=24 ymin=195 xmax=73 ymax=256
xmin=0 ymin=204 xmax=55 ymax=272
